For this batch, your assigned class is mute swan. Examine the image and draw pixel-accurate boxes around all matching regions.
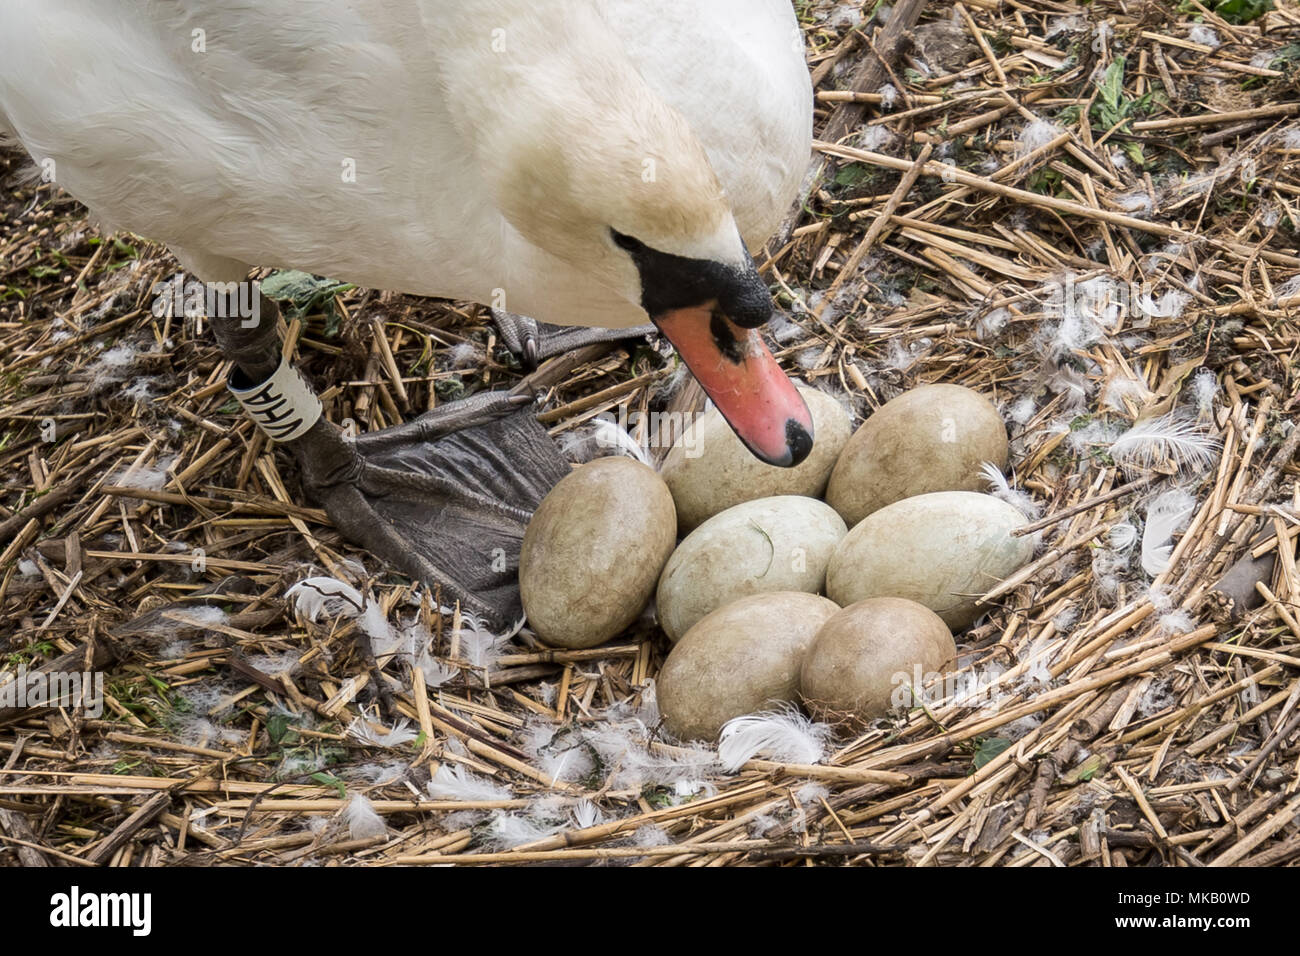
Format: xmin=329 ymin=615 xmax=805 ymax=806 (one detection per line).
xmin=0 ymin=0 xmax=815 ymax=624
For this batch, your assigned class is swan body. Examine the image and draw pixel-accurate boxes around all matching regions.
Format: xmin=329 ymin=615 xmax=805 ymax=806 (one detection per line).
xmin=0 ymin=0 xmax=812 ymax=331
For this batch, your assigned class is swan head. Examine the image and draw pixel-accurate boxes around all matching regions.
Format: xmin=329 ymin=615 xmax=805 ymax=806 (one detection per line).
xmin=491 ymin=56 xmax=813 ymax=467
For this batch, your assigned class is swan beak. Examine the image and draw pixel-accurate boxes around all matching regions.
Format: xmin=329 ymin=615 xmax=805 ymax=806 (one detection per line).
xmin=653 ymin=304 xmax=814 ymax=467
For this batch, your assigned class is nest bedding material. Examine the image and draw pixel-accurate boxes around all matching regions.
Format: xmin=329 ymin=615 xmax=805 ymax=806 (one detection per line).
xmin=1 ymin=0 xmax=1300 ymax=866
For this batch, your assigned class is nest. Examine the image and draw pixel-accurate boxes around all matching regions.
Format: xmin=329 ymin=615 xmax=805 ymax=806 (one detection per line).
xmin=1 ymin=0 xmax=1299 ymax=867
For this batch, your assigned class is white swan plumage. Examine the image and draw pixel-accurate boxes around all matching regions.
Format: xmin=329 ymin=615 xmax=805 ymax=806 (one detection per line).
xmin=0 ymin=0 xmax=811 ymax=331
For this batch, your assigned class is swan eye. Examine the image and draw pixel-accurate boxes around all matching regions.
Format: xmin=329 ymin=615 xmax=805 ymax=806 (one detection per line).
xmin=611 ymin=229 xmax=644 ymax=253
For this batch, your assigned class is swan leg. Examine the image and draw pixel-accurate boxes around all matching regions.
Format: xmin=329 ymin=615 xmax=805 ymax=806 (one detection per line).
xmin=290 ymin=414 xmax=566 ymax=626
xmin=352 ymin=390 xmax=534 ymax=453
xmin=491 ymin=307 xmax=656 ymax=369
xmin=207 ymin=287 xmax=568 ymax=627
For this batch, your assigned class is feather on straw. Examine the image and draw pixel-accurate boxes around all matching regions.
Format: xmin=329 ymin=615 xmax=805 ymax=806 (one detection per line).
xmin=1110 ymin=415 xmax=1218 ymax=475
xmin=717 ymin=708 xmax=832 ymax=772
xmin=342 ymin=793 xmax=387 ymax=841
xmin=427 ymin=764 xmax=513 ymax=802
xmin=1142 ymin=489 xmax=1197 ymax=576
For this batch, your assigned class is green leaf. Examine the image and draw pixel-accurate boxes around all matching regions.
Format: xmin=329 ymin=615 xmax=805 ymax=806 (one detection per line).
xmin=1067 ymin=753 xmax=1107 ymax=784
xmin=641 ymin=786 xmax=676 ymax=809
xmin=1214 ymin=0 xmax=1272 ymax=24
xmin=1268 ymin=42 xmax=1300 ymax=68
xmin=144 ymin=674 xmax=170 ymax=695
xmin=1122 ymin=141 xmax=1146 ymax=168
xmin=833 ymin=163 xmax=871 ymax=187
xmin=1027 ymin=167 xmax=1062 ymax=196
xmin=972 ymin=736 xmax=1012 ymax=771
xmin=313 ymin=772 xmax=347 ymax=798
xmin=1098 ymin=58 xmax=1126 ymax=116
xmin=259 ymin=269 xmax=355 ymax=319
xmin=267 ymin=713 xmax=293 ymax=744
xmin=434 ymin=377 xmax=465 ymax=401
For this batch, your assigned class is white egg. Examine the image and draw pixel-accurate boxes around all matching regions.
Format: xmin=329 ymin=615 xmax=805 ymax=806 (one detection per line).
xmin=826 ymin=491 xmax=1033 ymax=629
xmin=661 ymin=386 xmax=853 ymax=532
xmin=656 ymin=495 xmax=847 ymax=641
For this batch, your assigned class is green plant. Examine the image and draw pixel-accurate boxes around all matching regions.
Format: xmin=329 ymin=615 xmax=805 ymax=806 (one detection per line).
xmin=1090 ymin=58 xmax=1152 ymax=167
xmin=1027 ymin=167 xmax=1064 ymax=196
xmin=312 ymin=772 xmax=347 ymax=798
xmin=260 ymin=269 xmax=356 ymax=333
xmin=971 ymin=736 xmax=1012 ymax=771
xmin=833 ymin=163 xmax=873 ymax=187
xmin=1213 ymin=0 xmax=1272 ymax=24
xmin=5 ymin=640 xmax=56 ymax=667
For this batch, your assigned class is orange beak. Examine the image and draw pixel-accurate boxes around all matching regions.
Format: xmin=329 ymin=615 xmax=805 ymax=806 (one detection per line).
xmin=654 ymin=303 xmax=814 ymax=467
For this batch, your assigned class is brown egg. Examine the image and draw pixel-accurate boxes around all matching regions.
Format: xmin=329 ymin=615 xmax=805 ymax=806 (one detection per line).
xmin=520 ymin=457 xmax=676 ymax=648
xmin=660 ymin=386 xmax=852 ymax=532
xmin=826 ymin=384 xmax=1008 ymax=526
xmin=657 ymin=592 xmax=840 ymax=742
xmin=800 ymin=597 xmax=956 ymax=728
